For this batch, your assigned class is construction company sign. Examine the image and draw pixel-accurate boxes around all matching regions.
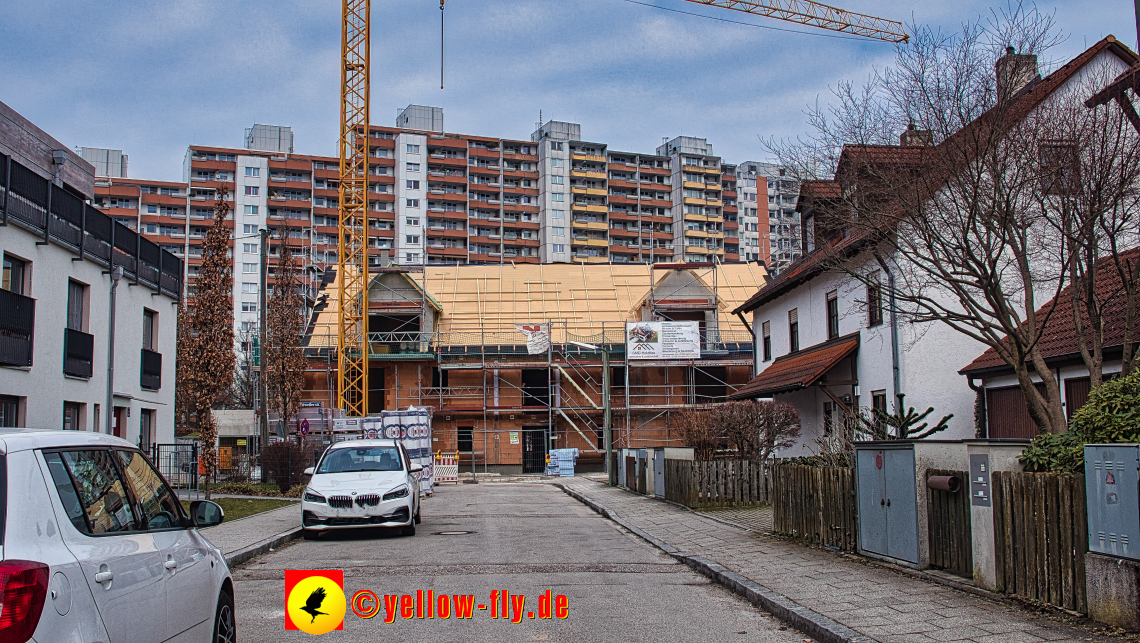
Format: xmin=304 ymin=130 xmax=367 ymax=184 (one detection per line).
xmin=515 ymin=323 xmax=551 ymax=355
xmin=625 ymin=321 xmax=701 ymax=360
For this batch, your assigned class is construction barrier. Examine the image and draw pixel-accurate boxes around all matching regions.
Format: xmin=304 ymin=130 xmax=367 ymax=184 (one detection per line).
xmin=435 ymin=451 xmax=459 ymax=484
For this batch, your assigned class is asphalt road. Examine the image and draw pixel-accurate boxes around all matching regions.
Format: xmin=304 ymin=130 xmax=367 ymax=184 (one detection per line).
xmin=231 ymin=482 xmax=807 ymax=642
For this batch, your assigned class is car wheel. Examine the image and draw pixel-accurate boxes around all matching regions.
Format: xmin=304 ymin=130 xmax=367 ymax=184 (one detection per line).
xmin=213 ymin=590 xmax=236 ymax=643
xmin=401 ymin=523 xmax=416 ymax=537
xmin=302 ymin=528 xmax=320 ymax=541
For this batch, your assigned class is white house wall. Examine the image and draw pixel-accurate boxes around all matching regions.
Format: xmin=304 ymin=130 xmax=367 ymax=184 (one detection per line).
xmin=0 ymin=224 xmax=179 ymax=443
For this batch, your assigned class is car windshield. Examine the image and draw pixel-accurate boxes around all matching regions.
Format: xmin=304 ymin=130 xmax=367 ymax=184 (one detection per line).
xmin=317 ymin=446 xmax=403 ymax=473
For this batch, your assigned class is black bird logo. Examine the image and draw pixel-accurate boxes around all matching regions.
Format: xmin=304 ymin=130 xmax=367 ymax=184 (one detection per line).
xmin=300 ymin=586 xmax=329 ymax=623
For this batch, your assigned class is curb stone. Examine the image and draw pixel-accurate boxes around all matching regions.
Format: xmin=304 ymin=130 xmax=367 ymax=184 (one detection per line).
xmin=555 ymin=482 xmax=877 ymax=643
xmin=223 ymin=527 xmax=304 ymax=568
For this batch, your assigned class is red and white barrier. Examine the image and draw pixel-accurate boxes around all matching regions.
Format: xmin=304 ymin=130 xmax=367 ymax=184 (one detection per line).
xmin=435 ymin=452 xmax=459 ymax=484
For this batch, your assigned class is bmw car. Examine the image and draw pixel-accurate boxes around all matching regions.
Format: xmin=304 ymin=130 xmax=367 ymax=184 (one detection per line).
xmin=301 ymin=439 xmax=422 ymax=538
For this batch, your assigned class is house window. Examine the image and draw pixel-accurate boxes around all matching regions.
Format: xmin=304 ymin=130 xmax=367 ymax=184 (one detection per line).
xmin=63 ymin=402 xmax=83 ymax=431
xmin=242 ymin=282 xmax=258 ymax=294
xmin=872 ymin=390 xmax=888 ymax=416
xmin=551 ymin=158 xmax=564 ymax=168
xmin=243 ymin=243 xmax=257 ymax=254
xmin=406 ymin=218 xmax=420 ymax=227
xmin=406 ymin=199 xmax=420 ymax=208
xmin=243 ymin=224 xmax=258 ymax=234
xmin=868 ymin=277 xmax=883 ymax=327
xmin=147 ymin=205 xmax=157 ymax=214
xmin=243 ymin=263 xmax=257 ymax=273
xmin=0 ymin=396 xmax=20 ymax=427
xmin=2 ymin=255 xmax=27 ymax=294
xmin=143 ymin=309 xmax=157 ymax=350
xmin=826 ymin=291 xmax=839 ymax=339
xmin=406 ymin=163 xmax=420 ymax=172
xmin=550 ymin=142 xmax=564 ymax=151
xmin=244 ymin=186 xmax=259 ymax=196
xmin=406 ymin=180 xmax=420 ymax=189
xmin=551 ymin=209 xmax=565 ymax=219
xmin=458 ymin=426 xmax=473 ymax=452
xmin=552 ymin=227 xmax=565 ymax=236
xmin=1040 ymin=140 xmax=1080 ymax=195
xmin=244 ymin=205 xmax=258 ymax=216
xmin=406 ymin=235 xmax=420 ymax=244
xmin=551 ymin=193 xmax=564 ymax=202
xmin=552 ymin=244 xmax=565 ymax=253
xmin=788 ymin=308 xmax=799 ymax=352
xmin=139 ymin=409 xmax=156 ymax=450
xmin=241 ymin=302 xmax=257 ymax=313
xmin=551 ymin=176 xmax=564 ymax=185
xmin=67 ymin=281 xmax=87 ymax=332
xmin=762 ymin=320 xmax=771 ymax=361
xmin=245 ymin=167 xmax=260 ymax=177
xmin=406 ymin=144 xmax=420 ymax=154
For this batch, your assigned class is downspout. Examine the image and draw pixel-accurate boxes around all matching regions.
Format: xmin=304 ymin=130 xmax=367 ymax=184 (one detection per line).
xmin=874 ymin=253 xmax=901 ymax=413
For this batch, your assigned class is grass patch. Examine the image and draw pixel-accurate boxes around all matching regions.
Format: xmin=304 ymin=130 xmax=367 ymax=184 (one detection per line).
xmin=181 ymin=498 xmax=296 ymax=523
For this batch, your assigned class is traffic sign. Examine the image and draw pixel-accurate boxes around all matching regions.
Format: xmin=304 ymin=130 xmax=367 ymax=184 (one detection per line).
xmin=300 ymin=419 xmax=310 ymax=436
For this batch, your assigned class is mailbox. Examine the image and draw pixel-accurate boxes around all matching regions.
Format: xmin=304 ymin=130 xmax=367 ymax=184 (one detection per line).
xmin=1085 ymin=444 xmax=1140 ymax=560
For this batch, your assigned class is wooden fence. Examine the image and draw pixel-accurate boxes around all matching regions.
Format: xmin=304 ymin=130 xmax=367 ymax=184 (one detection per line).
xmin=771 ymin=465 xmax=858 ymax=551
xmin=663 ymin=459 xmax=771 ymax=508
xmin=926 ymin=469 xmax=972 ymax=578
xmin=992 ymin=471 xmax=1088 ymax=613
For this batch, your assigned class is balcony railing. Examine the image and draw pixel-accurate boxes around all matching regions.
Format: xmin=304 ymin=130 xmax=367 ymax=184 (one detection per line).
xmin=141 ymin=348 xmax=162 ymax=390
xmin=0 ymin=289 xmax=35 ymax=367
xmin=64 ymin=327 xmax=94 ymax=379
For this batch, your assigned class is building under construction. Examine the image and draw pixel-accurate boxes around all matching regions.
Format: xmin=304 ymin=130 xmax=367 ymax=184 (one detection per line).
xmin=301 ymin=262 xmax=766 ymax=473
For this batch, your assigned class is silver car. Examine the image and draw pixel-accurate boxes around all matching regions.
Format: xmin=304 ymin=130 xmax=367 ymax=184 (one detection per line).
xmin=301 ymin=439 xmax=422 ymax=539
xmin=0 ymin=429 xmax=233 ymax=643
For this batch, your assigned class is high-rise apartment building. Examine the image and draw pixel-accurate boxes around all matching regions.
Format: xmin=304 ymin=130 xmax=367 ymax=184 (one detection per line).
xmin=751 ymin=162 xmax=802 ymax=272
xmin=92 ymin=108 xmax=772 ymax=338
xmin=79 ymin=147 xmax=128 ymax=178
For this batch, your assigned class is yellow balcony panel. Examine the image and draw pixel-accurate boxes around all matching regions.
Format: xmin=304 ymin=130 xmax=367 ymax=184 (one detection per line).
xmin=705 ymin=199 xmax=722 ymax=207
xmin=571 ymin=219 xmax=589 ymax=227
xmin=586 ymin=188 xmax=607 ymax=196
xmin=685 ymin=246 xmax=712 ymax=254
xmin=685 ymin=230 xmax=710 ymax=238
xmin=569 ymin=170 xmax=589 ymax=178
xmin=586 ymin=256 xmax=608 ymax=263
xmin=571 ymin=202 xmax=590 ymax=211
xmin=684 ymin=213 xmax=708 ymax=222
xmin=683 ymin=181 xmax=705 ymax=190
xmin=682 ymin=165 xmax=704 ymax=173
xmin=587 ymin=221 xmax=608 ymax=231
xmin=683 ymin=197 xmax=706 ymax=206
xmin=586 ymin=204 xmax=608 ymax=214
xmin=572 ymin=153 xmax=607 ymax=163
xmin=587 ymin=238 xmax=609 ymax=247
xmin=571 ymin=186 xmax=588 ymax=193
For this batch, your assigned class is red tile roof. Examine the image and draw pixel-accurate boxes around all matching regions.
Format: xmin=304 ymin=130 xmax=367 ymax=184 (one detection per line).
xmin=735 ymin=36 xmax=1138 ymax=317
xmin=731 ymin=335 xmax=859 ymax=399
xmin=960 ymin=247 xmax=1140 ymax=375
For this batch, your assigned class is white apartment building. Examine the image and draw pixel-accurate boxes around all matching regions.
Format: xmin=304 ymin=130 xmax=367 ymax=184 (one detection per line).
xmin=1 ymin=100 xmax=180 ymax=447
xmin=735 ymin=162 xmax=766 ymax=263
xmin=657 ymin=136 xmax=725 ymax=263
xmin=534 ymin=121 xmax=577 ymax=263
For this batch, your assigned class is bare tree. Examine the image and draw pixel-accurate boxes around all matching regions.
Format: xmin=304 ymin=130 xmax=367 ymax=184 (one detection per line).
xmin=176 ymin=188 xmax=236 ymax=498
xmin=219 ymin=326 xmax=259 ymax=410
xmin=767 ymin=5 xmax=1139 ymax=435
xmin=755 ymin=400 xmax=802 ymax=463
xmin=264 ymin=232 xmax=307 ymax=440
xmin=674 ymin=408 xmax=721 ymax=461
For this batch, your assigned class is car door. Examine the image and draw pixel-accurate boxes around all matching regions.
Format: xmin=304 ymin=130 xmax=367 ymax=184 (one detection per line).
xmin=43 ymin=449 xmax=168 ymax=643
xmin=115 ymin=449 xmax=216 ymax=641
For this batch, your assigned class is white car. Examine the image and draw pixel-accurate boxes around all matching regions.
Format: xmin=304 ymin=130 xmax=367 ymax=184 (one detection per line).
xmin=301 ymin=439 xmax=422 ymax=539
xmin=0 ymin=428 xmax=233 ymax=643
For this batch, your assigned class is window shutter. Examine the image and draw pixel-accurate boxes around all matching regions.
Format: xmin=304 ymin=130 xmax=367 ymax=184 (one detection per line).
xmin=788 ymin=308 xmax=798 ymax=324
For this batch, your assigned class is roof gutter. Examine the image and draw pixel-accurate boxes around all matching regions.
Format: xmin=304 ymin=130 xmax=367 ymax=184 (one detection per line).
xmin=874 ymin=252 xmax=902 ymax=413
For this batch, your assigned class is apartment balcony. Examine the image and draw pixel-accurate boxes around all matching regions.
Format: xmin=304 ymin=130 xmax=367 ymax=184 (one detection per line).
xmin=64 ymin=327 xmax=94 ymax=379
xmin=141 ymin=348 xmax=162 ymax=390
xmin=571 ymin=153 xmax=607 ymax=163
xmin=0 ymin=289 xmax=35 ymax=367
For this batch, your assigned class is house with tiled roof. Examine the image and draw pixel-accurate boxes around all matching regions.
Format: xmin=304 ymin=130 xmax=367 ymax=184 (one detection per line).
xmin=731 ymin=37 xmax=1138 ymax=456
xmin=960 ymin=247 xmax=1140 ymax=439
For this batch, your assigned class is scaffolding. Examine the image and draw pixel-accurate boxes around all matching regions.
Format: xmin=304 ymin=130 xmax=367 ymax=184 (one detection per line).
xmin=301 ymin=261 xmax=765 ymax=472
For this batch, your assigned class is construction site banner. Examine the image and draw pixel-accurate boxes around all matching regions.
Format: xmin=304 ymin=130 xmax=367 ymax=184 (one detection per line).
xmin=514 ymin=323 xmax=551 ymax=355
xmin=626 ymin=321 xmax=701 ymax=360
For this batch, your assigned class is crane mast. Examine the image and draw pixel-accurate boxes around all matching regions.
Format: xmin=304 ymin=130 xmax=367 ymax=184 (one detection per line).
xmin=337 ymin=0 xmax=370 ymax=417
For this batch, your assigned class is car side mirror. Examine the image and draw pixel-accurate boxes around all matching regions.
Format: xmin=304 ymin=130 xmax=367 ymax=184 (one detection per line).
xmin=303 ymin=467 xmax=315 ymax=476
xmin=189 ymin=500 xmax=225 ymax=528
xmin=409 ymin=463 xmax=424 ymax=473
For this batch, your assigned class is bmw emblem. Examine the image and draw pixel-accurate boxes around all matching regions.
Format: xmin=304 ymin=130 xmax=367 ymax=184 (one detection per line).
xmin=351 ymin=492 xmax=357 ymax=495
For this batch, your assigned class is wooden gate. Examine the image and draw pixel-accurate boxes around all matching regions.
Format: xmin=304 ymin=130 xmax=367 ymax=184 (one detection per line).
xmin=992 ymin=471 xmax=1087 ymax=613
xmin=625 ymin=456 xmax=636 ymax=491
xmin=926 ymin=469 xmax=972 ymax=578
xmin=771 ymin=465 xmax=857 ymax=551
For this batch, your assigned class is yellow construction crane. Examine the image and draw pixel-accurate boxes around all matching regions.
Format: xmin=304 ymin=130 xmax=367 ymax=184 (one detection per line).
xmin=337 ymin=0 xmax=907 ymax=417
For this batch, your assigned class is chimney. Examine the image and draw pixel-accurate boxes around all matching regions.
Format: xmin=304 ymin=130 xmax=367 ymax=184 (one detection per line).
xmin=899 ymin=123 xmax=933 ymax=147
xmin=996 ymin=46 xmax=1039 ymax=102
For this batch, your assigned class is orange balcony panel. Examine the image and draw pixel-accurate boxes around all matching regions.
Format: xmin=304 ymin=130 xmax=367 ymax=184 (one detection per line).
xmin=189 ymin=159 xmax=236 ymax=171
xmin=374 ymin=229 xmax=396 ymax=239
xmin=468 ymin=147 xmax=501 ymax=159
xmin=503 ymin=238 xmax=540 ymax=248
xmin=427 ymin=246 xmax=468 ymax=258
xmin=503 ymin=221 xmax=539 ymax=230
xmin=468 ymin=235 xmax=500 ymax=246
xmin=427 ymin=228 xmax=467 ymax=239
xmin=427 ymin=138 xmax=467 ymax=150
xmin=430 ymin=192 xmax=468 ymax=203
xmin=609 ymin=227 xmax=638 ymax=237
xmin=427 ymin=156 xmax=468 ymax=168
xmin=468 ymin=165 xmax=501 ymax=177
xmin=369 ymin=137 xmax=397 ymax=149
xmin=431 ymin=210 xmax=469 ymax=221
xmin=267 ymin=159 xmax=311 ymax=172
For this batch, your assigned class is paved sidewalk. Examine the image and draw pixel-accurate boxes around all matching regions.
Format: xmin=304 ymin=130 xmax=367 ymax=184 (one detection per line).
xmin=701 ymin=505 xmax=774 ymax=533
xmin=559 ymin=478 xmax=1112 ymax=643
xmin=199 ymin=504 xmax=302 ymax=564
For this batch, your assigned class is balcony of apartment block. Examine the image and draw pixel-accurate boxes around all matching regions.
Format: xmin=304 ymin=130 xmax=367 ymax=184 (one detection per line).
xmin=570 ymin=185 xmax=607 ymax=197
xmin=607 ymin=225 xmax=639 ymax=239
xmin=427 ymin=154 xmax=468 ymax=170
xmin=141 ymin=192 xmax=187 ymax=208
xmin=467 ymin=231 xmax=502 ymax=246
xmin=426 ymin=224 xmax=467 ymax=239
xmin=681 ymin=163 xmax=720 ymax=174
xmin=426 ymin=206 xmax=468 ymax=221
xmin=63 ymin=326 xmax=94 ymax=379
xmin=501 ymin=232 xmax=539 ymax=247
xmin=188 ymin=158 xmax=236 ymax=171
xmin=426 ymin=243 xmax=468 ymax=259
xmin=607 ymin=175 xmax=638 ymax=189
xmin=571 ymin=152 xmax=607 ymax=163
xmin=0 ymin=288 xmax=35 ymax=368
xmin=428 ymin=187 xmax=468 ymax=202
xmin=427 ymin=167 xmax=467 ymax=183
xmin=571 ymin=217 xmax=608 ymax=233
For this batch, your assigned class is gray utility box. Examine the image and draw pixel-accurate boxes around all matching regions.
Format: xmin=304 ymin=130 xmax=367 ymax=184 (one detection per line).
xmin=855 ymin=440 xmax=967 ymax=567
xmin=1085 ymin=444 xmax=1140 ymax=560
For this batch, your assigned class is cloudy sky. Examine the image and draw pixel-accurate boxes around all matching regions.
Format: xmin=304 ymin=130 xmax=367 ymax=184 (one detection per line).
xmin=1 ymin=1 xmax=1133 ymax=181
